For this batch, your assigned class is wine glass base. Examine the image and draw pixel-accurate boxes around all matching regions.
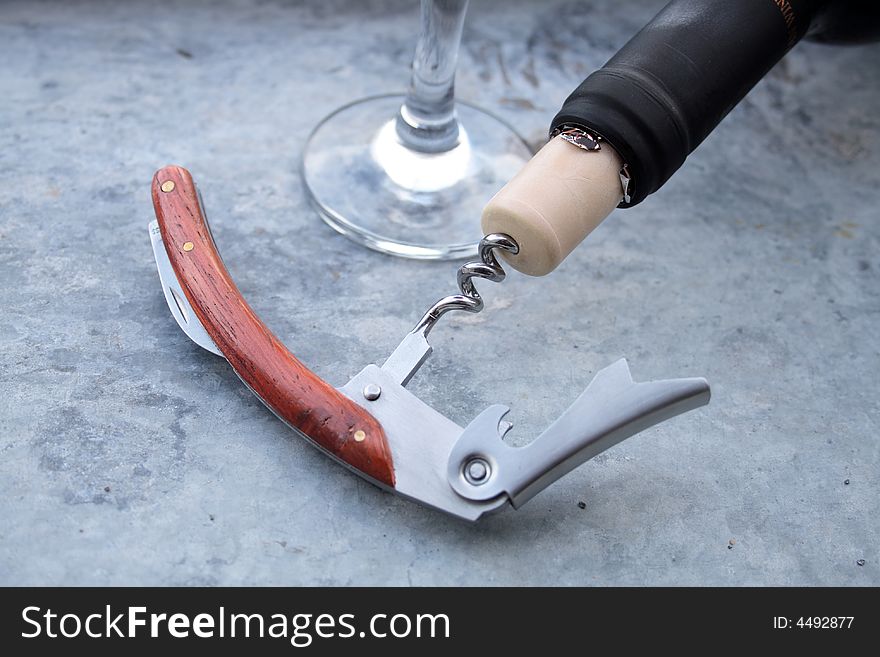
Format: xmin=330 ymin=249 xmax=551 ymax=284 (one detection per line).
xmin=301 ymin=94 xmax=532 ymax=260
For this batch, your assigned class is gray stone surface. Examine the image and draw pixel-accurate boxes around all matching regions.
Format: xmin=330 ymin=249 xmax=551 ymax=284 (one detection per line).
xmin=1 ymin=0 xmax=878 ymax=586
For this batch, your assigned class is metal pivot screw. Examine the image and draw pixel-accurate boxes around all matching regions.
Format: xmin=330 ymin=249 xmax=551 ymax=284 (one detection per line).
xmin=363 ymin=384 xmax=382 ymax=401
xmin=463 ymin=458 xmax=490 ymax=486
xmin=160 ymin=180 xmax=175 ymax=193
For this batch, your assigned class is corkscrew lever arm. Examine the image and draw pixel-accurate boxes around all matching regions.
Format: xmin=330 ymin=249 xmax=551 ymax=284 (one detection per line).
xmin=447 ymin=359 xmax=710 ymax=508
xmin=381 ymin=233 xmax=518 ymax=386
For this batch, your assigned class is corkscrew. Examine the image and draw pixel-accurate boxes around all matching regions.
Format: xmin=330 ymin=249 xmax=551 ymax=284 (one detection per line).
xmin=150 ymin=165 xmax=711 ymax=521
xmin=381 ymin=233 xmax=518 ymax=386
xmin=415 ymin=233 xmax=518 ymax=329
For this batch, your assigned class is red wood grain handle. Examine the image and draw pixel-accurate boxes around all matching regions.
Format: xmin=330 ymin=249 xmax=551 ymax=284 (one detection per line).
xmin=151 ymin=165 xmax=395 ymax=487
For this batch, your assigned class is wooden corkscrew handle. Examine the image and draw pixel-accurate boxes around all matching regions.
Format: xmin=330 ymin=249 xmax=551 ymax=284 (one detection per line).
xmin=151 ymin=165 xmax=395 ymax=487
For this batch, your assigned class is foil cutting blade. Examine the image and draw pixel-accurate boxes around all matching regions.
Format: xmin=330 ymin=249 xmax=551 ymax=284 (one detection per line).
xmin=149 ymin=220 xmax=222 ymax=357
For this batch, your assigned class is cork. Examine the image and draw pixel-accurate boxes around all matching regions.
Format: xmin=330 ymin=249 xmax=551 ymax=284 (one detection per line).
xmin=481 ymin=135 xmax=624 ymax=276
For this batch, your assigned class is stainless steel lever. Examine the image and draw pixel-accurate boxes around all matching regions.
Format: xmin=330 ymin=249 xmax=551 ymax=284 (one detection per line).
xmin=447 ymin=359 xmax=710 ymax=508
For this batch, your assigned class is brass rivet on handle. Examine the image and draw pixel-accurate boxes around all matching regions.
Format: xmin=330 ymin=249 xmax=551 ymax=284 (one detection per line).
xmin=353 ymin=430 xmax=366 ymax=443
xmin=182 ymin=241 xmax=194 ymax=252
xmin=160 ymin=180 xmax=175 ymax=193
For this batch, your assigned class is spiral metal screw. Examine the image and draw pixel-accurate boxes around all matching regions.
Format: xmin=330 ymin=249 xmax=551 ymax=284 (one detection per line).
xmin=413 ymin=233 xmax=519 ymax=336
xmin=380 ymin=233 xmax=520 ymax=387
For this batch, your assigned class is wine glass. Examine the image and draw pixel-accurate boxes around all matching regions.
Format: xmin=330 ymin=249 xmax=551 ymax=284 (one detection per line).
xmin=301 ymin=0 xmax=532 ymax=259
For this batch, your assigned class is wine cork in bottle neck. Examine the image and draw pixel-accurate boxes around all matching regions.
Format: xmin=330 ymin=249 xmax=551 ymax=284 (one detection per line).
xmin=481 ymin=135 xmax=624 ymax=276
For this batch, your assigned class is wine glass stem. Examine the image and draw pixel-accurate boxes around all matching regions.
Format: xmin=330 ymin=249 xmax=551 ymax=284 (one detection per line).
xmin=396 ymin=0 xmax=469 ymax=153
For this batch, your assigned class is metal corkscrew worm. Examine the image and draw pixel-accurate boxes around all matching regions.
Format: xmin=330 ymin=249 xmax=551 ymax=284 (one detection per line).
xmin=413 ymin=233 xmax=519 ymax=336
xmin=379 ymin=233 xmax=519 ymax=386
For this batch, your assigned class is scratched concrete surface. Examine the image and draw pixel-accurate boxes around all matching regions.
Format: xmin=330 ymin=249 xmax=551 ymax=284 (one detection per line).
xmin=0 ymin=0 xmax=878 ymax=586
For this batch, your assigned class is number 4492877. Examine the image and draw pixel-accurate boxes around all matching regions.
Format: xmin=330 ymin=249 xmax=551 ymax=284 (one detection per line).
xmin=774 ymin=617 xmax=854 ymax=629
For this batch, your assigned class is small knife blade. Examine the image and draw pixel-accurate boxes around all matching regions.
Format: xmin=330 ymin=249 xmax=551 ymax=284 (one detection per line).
xmin=149 ymin=219 xmax=222 ymax=357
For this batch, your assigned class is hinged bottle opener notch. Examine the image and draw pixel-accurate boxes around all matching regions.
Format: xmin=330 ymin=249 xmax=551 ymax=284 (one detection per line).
xmin=447 ymin=359 xmax=709 ymax=508
xmin=148 ymin=165 xmax=710 ymax=521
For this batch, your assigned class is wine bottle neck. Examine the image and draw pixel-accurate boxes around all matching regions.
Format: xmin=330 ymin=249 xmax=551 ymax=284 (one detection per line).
xmin=550 ymin=0 xmax=849 ymax=206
